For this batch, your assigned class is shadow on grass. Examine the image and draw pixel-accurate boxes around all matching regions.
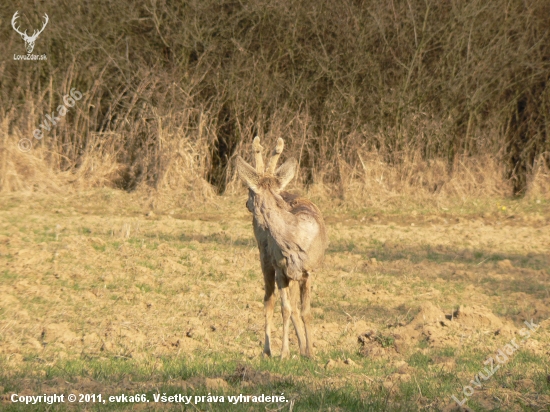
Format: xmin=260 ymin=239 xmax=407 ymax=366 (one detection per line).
xmin=0 ymin=356 xmax=414 ymax=412
xmin=328 ymin=240 xmax=550 ymax=273
xmin=323 ymin=303 xmax=420 ymax=327
xmin=139 ymin=231 xmax=256 ymax=248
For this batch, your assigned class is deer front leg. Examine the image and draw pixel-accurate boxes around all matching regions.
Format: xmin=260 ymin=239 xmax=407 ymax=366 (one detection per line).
xmin=300 ymin=273 xmax=314 ymax=358
xmin=275 ymin=269 xmax=292 ymax=359
xmin=263 ymin=267 xmax=276 ymax=357
xmin=289 ymin=280 xmax=306 ymax=356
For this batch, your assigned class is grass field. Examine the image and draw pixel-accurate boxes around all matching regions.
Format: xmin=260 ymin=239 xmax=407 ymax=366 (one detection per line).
xmin=0 ymin=189 xmax=549 ymax=411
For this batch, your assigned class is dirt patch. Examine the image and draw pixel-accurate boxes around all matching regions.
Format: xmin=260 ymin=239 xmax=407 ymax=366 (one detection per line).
xmin=324 ymin=358 xmax=358 ymax=369
xmin=186 ymin=377 xmax=230 ymax=391
xmin=357 ymin=331 xmax=399 ymax=358
xmin=358 ymin=303 xmax=518 ymax=354
xmin=230 ymin=365 xmax=284 ymax=387
xmin=42 ymin=323 xmax=79 ymax=346
xmin=452 ymin=305 xmax=516 ymax=335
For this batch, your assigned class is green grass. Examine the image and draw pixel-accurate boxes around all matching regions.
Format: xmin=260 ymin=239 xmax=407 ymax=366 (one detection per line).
xmin=4 ymin=347 xmax=546 ymax=411
xmin=137 ymin=261 xmax=156 ymax=270
xmin=0 ymin=355 xmax=402 ymax=411
xmin=373 ymin=334 xmax=395 ymax=349
xmin=0 ymin=270 xmax=18 ymax=280
xmin=408 ymin=352 xmax=432 ymax=369
xmin=92 ymin=244 xmax=106 ymax=252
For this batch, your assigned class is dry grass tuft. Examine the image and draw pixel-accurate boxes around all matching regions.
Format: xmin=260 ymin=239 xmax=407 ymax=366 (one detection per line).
xmin=525 ymin=156 xmax=550 ymax=201
xmin=1 ymin=0 xmax=548 ymax=199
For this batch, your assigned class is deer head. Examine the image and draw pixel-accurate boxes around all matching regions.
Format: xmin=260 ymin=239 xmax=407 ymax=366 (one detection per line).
xmin=237 ymin=138 xmax=297 ymax=199
xmin=12 ymin=11 xmax=49 ymax=54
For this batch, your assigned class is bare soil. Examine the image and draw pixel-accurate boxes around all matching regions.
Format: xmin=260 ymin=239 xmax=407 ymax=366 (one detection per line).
xmin=0 ymin=191 xmax=549 ymax=410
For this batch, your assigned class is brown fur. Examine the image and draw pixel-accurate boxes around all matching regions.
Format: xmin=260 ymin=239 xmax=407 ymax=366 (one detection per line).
xmin=285 ymin=195 xmax=325 ymax=222
xmin=236 ymin=138 xmax=327 ymax=359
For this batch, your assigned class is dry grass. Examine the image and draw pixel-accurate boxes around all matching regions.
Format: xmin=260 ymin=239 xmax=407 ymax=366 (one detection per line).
xmin=1 ymin=1 xmax=550 ymax=408
xmin=1 ymin=0 xmax=549 ymax=196
xmin=0 ymin=190 xmax=549 ymax=410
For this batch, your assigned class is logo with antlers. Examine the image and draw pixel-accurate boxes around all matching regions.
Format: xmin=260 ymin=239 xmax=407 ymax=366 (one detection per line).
xmin=11 ymin=11 xmax=49 ymax=54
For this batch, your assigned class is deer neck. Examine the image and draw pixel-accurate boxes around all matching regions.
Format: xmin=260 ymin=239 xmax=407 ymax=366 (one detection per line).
xmin=253 ymin=190 xmax=293 ymax=236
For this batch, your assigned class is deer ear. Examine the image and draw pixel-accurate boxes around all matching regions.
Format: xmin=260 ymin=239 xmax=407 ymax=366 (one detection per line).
xmin=275 ymin=158 xmax=297 ymax=189
xmin=236 ymin=156 xmax=260 ymax=193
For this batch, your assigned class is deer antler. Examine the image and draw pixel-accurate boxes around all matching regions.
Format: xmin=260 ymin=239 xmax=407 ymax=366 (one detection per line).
xmin=252 ymin=136 xmax=265 ymax=173
xmin=11 ymin=11 xmax=28 ymax=38
xmin=267 ymin=138 xmax=284 ymax=173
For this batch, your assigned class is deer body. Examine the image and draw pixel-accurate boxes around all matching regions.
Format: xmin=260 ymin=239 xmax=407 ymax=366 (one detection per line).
xmin=254 ymin=190 xmax=325 ymax=281
xmin=237 ymin=138 xmax=327 ymax=358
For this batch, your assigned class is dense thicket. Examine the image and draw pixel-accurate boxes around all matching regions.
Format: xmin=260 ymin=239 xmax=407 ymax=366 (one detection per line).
xmin=1 ymin=0 xmax=548 ymax=195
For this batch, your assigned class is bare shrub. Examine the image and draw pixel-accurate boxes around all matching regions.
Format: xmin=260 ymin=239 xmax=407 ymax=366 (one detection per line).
xmin=0 ymin=0 xmax=548 ymax=198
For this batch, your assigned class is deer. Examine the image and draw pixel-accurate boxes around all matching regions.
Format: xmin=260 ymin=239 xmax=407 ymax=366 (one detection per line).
xmin=12 ymin=11 xmax=49 ymax=54
xmin=236 ymin=137 xmax=328 ymax=359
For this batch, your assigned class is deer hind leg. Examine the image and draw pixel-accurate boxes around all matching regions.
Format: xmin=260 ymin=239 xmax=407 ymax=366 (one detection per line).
xmin=300 ymin=272 xmax=314 ymax=358
xmin=275 ymin=268 xmax=292 ymax=359
xmin=262 ymin=261 xmax=276 ymax=357
xmin=289 ymin=280 xmax=306 ymax=356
